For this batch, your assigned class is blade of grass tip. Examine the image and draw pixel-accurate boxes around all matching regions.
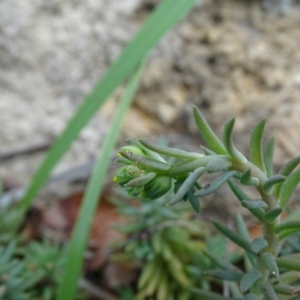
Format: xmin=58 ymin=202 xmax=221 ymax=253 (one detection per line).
xmin=19 ymin=0 xmax=199 ymax=212
xmin=56 ymin=62 xmax=144 ymax=300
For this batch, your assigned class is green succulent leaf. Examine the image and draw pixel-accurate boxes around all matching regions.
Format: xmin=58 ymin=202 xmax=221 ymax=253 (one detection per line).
xmin=223 ymin=118 xmax=247 ymax=164
xmin=278 ymin=228 xmax=300 ymax=241
xmin=265 ymin=208 xmax=282 ymax=223
xmin=206 ymin=157 xmax=232 ymax=173
xmin=236 ymin=213 xmax=251 ymax=242
xmin=239 ymin=269 xmax=262 ymax=293
xmin=192 ymin=288 xmax=233 ymax=300
xmin=202 ymin=249 xmax=242 ymax=273
xmin=205 ymin=269 xmax=243 ymax=282
xmin=212 ymin=220 xmax=254 ymax=254
xmin=250 ymin=119 xmax=267 ymax=173
xmin=240 ymin=169 xmax=260 ymax=186
xmin=262 ymin=175 xmax=286 ymax=195
xmin=119 ymin=151 xmax=171 ymax=171
xmin=228 ymin=179 xmax=265 ymax=222
xmin=279 ymin=168 xmax=300 ymax=209
xmin=242 ymin=200 xmax=268 ymax=210
xmin=261 ymin=253 xmax=279 ymax=279
xmin=263 ymin=137 xmax=275 ymax=178
xmin=168 ymin=167 xmax=206 ymax=205
xmin=236 ymin=214 xmax=256 ymax=267
xmin=201 ymin=146 xmax=216 ymax=156
xmin=276 ymin=256 xmax=300 ymax=271
xmin=273 ymin=284 xmax=300 ymax=296
xmin=273 ymin=156 xmax=300 ymax=198
xmin=194 ymin=170 xmax=238 ymax=197
xmin=125 ymin=172 xmax=157 ymax=187
xmin=275 ymin=220 xmax=300 ymax=234
xmin=138 ymin=139 xmax=204 ymax=160
xmin=250 ymin=238 xmax=268 ymax=254
xmin=193 ymin=106 xmax=228 ymax=155
xmin=126 ymin=138 xmax=166 ymax=162
xmin=259 ymin=282 xmax=278 ymax=300
xmin=187 ymin=189 xmax=201 ymax=213
xmin=278 ymin=271 xmax=300 ymax=284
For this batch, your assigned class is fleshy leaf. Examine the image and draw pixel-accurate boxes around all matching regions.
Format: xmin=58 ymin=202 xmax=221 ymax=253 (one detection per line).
xmin=168 ymin=167 xmax=206 ymax=205
xmin=240 ymin=269 xmax=261 ymax=293
xmin=236 ymin=214 xmax=256 ymax=267
xmin=240 ymin=169 xmax=260 ymax=186
xmin=250 ymin=238 xmax=268 ymax=254
xmin=265 ymin=208 xmax=282 ymax=223
xmin=278 ymin=271 xmax=300 ymax=284
xmin=228 ymin=179 xmax=265 ymax=222
xmin=223 ymin=118 xmax=247 ymax=164
xmin=273 ymin=284 xmax=300 ymax=296
xmin=261 ymin=253 xmax=279 ymax=279
xmin=279 ymin=169 xmax=300 ymax=209
xmin=193 ymin=106 xmax=228 ymax=155
xmin=250 ymin=119 xmax=267 ymax=173
xmin=275 ymin=220 xmax=300 ymax=234
xmin=201 ymin=146 xmax=216 ymax=156
xmin=242 ymin=200 xmax=268 ymax=210
xmin=138 ymin=139 xmax=204 ymax=160
xmin=273 ymin=156 xmax=300 ymax=198
xmin=202 ymin=249 xmax=242 ymax=273
xmin=127 ymin=138 xmax=166 ymax=162
xmin=187 ymin=189 xmax=200 ymax=213
xmin=125 ymin=172 xmax=156 ymax=187
xmin=119 ymin=151 xmax=171 ymax=171
xmin=205 ymin=269 xmax=243 ymax=282
xmin=212 ymin=220 xmax=254 ymax=254
xmin=262 ymin=175 xmax=286 ymax=195
xmin=278 ymin=228 xmax=300 ymax=241
xmin=194 ymin=170 xmax=238 ymax=197
xmin=259 ymin=282 xmax=277 ymax=300
xmin=263 ymin=137 xmax=275 ymax=178
xmin=276 ymin=256 xmax=300 ymax=271
xmin=206 ymin=157 xmax=232 ymax=173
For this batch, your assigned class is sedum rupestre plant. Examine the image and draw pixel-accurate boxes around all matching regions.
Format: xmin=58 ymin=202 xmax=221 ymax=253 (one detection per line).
xmin=110 ymin=192 xmax=216 ymax=300
xmin=114 ymin=106 xmax=300 ymax=300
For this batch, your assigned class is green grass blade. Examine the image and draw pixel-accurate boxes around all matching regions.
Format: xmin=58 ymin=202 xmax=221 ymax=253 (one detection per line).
xmin=19 ymin=0 xmax=198 ymax=211
xmin=250 ymin=119 xmax=266 ymax=173
xmin=193 ymin=106 xmax=227 ymax=155
xmin=56 ymin=63 xmax=144 ymax=300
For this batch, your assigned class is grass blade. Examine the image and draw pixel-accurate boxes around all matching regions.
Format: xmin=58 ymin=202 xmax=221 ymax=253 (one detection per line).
xmin=19 ymin=0 xmax=198 ymax=211
xmin=56 ymin=63 xmax=144 ymax=300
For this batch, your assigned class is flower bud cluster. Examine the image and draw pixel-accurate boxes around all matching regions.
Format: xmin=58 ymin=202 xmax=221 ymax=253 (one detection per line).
xmin=113 ymin=145 xmax=173 ymax=200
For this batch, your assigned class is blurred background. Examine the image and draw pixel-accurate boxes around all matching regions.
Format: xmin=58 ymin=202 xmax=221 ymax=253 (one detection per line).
xmin=1 ymin=0 xmax=300 ymax=216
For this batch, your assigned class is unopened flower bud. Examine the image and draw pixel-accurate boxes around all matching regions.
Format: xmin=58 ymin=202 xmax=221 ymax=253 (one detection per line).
xmin=142 ymin=175 xmax=172 ymax=200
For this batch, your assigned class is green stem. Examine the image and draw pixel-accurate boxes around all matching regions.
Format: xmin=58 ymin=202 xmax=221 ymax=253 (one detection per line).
xmin=232 ymin=161 xmax=280 ymax=283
